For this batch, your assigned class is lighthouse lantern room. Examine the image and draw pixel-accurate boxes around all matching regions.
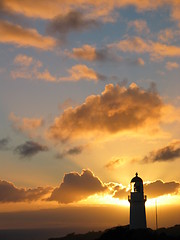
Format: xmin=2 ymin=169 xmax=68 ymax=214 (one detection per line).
xmin=128 ymin=172 xmax=147 ymax=229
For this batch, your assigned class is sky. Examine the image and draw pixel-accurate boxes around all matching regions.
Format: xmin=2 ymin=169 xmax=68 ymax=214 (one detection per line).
xmin=0 ymin=0 xmax=180 ymax=230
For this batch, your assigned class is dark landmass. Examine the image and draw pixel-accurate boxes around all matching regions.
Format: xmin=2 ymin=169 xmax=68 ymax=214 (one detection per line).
xmin=49 ymin=225 xmax=180 ymax=240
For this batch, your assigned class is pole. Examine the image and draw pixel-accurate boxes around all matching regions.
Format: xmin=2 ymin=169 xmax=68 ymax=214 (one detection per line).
xmin=155 ymin=199 xmax=158 ymax=230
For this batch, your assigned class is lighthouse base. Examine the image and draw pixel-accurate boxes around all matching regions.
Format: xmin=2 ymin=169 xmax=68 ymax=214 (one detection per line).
xmin=129 ymin=201 xmax=146 ymax=229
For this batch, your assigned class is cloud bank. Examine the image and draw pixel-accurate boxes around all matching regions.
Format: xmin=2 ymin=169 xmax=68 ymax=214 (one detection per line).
xmin=0 ymin=180 xmax=52 ymax=202
xmin=144 ymin=180 xmax=180 ymax=198
xmin=0 ymin=170 xmax=179 ymax=203
xmin=1 ymin=0 xmax=180 ymax=28
xmin=48 ymin=169 xmax=107 ymax=203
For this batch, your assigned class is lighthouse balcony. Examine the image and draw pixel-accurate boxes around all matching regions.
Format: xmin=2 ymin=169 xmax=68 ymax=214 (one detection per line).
xmin=128 ymin=193 xmax=147 ymax=202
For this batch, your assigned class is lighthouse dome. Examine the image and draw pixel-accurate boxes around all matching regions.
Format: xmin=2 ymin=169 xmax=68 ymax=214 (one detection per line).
xmin=130 ymin=172 xmax=143 ymax=183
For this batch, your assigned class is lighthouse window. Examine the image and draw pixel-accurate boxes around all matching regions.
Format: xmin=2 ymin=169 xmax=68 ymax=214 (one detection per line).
xmin=134 ymin=182 xmax=140 ymax=192
xmin=131 ymin=182 xmax=135 ymax=192
xmin=131 ymin=182 xmax=141 ymax=192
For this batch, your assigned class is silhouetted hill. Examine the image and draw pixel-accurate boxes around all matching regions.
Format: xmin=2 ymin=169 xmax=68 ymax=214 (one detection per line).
xmin=49 ymin=225 xmax=180 ymax=240
xmin=49 ymin=231 xmax=102 ymax=240
xmin=157 ymin=225 xmax=180 ymax=237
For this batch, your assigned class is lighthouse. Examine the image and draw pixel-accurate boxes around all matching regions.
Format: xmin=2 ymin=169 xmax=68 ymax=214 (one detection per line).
xmin=128 ymin=172 xmax=147 ymax=229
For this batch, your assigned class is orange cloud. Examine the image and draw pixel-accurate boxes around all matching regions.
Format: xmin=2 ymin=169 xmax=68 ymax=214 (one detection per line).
xmin=109 ymin=37 xmax=180 ymax=60
xmin=10 ymin=112 xmax=44 ymax=137
xmin=144 ymin=180 xmax=180 ymax=198
xmin=48 ymin=169 xmax=107 ymax=203
xmin=0 ymin=170 xmax=179 ymax=204
xmin=0 ymin=20 xmax=56 ymax=50
xmin=166 ymin=61 xmax=179 ymax=70
xmin=112 ymin=186 xmax=128 ymax=199
xmin=67 ymin=45 xmax=98 ymax=61
xmin=59 ymin=64 xmax=104 ymax=82
xmin=158 ymin=28 xmax=175 ymax=43
xmin=36 ymin=69 xmax=56 ymax=82
xmin=14 ymin=54 xmax=33 ymax=66
xmin=11 ymin=54 xmax=56 ymax=82
xmin=0 ymin=180 xmax=52 ymax=202
xmin=2 ymin=0 xmax=180 ymax=26
xmin=48 ymin=83 xmax=163 ymax=141
xmin=67 ymin=44 xmax=145 ymax=65
xmin=170 ymin=1 xmax=180 ymax=27
xmin=128 ymin=19 xmax=150 ymax=34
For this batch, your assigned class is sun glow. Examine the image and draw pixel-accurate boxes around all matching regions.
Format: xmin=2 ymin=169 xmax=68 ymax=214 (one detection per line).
xmin=146 ymin=194 xmax=180 ymax=207
xmin=79 ymin=194 xmax=129 ymax=207
xmin=80 ymin=194 xmax=129 ymax=207
xmin=79 ymin=193 xmax=180 ymax=208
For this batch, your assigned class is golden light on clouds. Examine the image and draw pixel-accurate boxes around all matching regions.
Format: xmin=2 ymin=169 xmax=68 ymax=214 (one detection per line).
xmin=48 ymin=84 xmax=164 ymax=141
xmin=0 ymin=0 xmax=180 ymax=231
xmin=59 ymin=64 xmax=100 ymax=82
xmin=0 ymin=20 xmax=56 ymax=50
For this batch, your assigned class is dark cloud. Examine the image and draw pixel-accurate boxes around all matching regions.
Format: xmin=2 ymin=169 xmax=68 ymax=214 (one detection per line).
xmin=0 ymin=137 xmax=10 ymax=150
xmin=66 ymin=146 xmax=84 ymax=155
xmin=48 ymin=169 xmax=107 ymax=203
xmin=14 ymin=141 xmax=48 ymax=158
xmin=47 ymin=11 xmax=98 ymax=39
xmin=56 ymin=145 xmax=85 ymax=159
xmin=105 ymin=159 xmax=122 ymax=170
xmin=144 ymin=180 xmax=180 ymax=198
xmin=0 ymin=180 xmax=52 ymax=202
xmin=142 ymin=141 xmax=180 ymax=163
xmin=48 ymin=84 xmax=163 ymax=141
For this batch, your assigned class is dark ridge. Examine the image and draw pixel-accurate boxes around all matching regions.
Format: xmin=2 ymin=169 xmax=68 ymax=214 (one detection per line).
xmin=49 ymin=225 xmax=180 ymax=240
xmin=49 ymin=231 xmax=102 ymax=240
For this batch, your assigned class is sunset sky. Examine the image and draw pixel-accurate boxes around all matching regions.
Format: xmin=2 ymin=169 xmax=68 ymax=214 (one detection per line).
xmin=0 ymin=0 xmax=180 ymax=230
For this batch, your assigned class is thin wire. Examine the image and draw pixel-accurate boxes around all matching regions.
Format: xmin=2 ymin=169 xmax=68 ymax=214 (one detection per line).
xmin=155 ymin=199 xmax=158 ymax=230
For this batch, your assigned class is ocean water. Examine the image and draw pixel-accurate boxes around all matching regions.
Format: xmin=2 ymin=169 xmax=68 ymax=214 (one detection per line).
xmin=0 ymin=228 xmax=63 ymax=240
xmin=0 ymin=228 xmax=88 ymax=240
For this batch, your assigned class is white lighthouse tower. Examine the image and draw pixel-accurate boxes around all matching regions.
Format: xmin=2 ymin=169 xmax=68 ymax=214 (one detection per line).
xmin=128 ymin=172 xmax=147 ymax=229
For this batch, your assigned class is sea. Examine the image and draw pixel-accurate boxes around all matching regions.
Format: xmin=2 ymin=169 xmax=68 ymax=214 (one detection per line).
xmin=0 ymin=227 xmax=96 ymax=240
